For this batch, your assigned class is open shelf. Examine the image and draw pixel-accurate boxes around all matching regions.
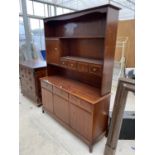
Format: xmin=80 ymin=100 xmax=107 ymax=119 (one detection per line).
xmin=45 ymin=36 xmax=104 ymax=40
xmin=61 ymin=56 xmax=103 ymax=65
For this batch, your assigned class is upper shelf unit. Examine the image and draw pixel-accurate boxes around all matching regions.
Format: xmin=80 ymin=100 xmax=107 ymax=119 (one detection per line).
xmin=44 ymin=4 xmax=120 ymax=94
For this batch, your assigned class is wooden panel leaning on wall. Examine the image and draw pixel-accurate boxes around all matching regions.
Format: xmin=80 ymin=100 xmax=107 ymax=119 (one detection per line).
xmin=41 ymin=4 xmax=120 ymax=152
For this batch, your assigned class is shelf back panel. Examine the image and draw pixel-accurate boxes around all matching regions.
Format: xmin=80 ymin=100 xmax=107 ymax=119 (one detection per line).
xmin=45 ymin=12 xmax=106 ymax=38
xmin=47 ymin=64 xmax=102 ymax=89
xmin=61 ymin=38 xmax=104 ymax=60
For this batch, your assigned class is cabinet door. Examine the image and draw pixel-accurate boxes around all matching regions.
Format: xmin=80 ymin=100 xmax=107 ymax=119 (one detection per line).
xmin=46 ymin=39 xmax=61 ymax=64
xmin=70 ymin=103 xmax=92 ymax=140
xmin=53 ymin=94 xmax=69 ymax=124
xmin=42 ymin=88 xmax=53 ymax=113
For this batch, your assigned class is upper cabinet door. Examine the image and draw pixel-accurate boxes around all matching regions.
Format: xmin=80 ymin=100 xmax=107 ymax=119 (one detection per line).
xmin=45 ymin=39 xmax=61 ymax=64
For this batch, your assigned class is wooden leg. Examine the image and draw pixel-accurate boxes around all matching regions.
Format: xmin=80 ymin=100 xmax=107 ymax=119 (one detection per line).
xmin=36 ymin=97 xmax=40 ymax=103
xmin=104 ymin=144 xmax=116 ymax=155
xmin=105 ymin=127 xmax=109 ymax=137
xmin=89 ymin=144 xmax=93 ymax=153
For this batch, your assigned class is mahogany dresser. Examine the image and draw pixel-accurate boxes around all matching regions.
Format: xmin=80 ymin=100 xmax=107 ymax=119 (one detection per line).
xmin=41 ymin=4 xmax=120 ymax=152
xmin=19 ymin=60 xmax=47 ymax=106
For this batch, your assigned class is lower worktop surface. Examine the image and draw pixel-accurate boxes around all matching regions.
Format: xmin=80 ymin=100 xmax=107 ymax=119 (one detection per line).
xmin=41 ymin=76 xmax=108 ymax=104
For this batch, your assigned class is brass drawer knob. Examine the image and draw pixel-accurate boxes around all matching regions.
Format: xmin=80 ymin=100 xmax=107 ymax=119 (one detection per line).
xmin=62 ymin=62 xmax=65 ymax=65
xmin=70 ymin=64 xmax=73 ymax=67
xmin=54 ymin=48 xmax=58 ymax=50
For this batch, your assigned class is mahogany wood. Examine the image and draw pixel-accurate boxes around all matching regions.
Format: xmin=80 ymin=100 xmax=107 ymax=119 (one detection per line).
xmin=53 ymin=94 xmax=69 ymax=124
xmin=42 ymin=88 xmax=53 ymax=113
xmin=42 ymin=4 xmax=119 ymax=152
xmin=101 ymin=7 xmax=119 ymax=95
xmin=41 ymin=76 xmax=110 ymax=152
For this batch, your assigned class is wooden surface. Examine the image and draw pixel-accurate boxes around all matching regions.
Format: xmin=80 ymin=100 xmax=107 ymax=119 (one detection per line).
xmin=44 ymin=4 xmax=120 ymax=22
xmin=60 ymin=56 xmax=103 ymax=76
xmin=20 ymin=60 xmax=47 ymax=69
xmin=61 ymin=56 xmax=103 ymax=65
xmin=42 ymin=88 xmax=53 ymax=113
xmin=40 ymin=76 xmax=107 ymax=104
xmin=43 ymin=4 xmax=119 ymax=152
xmin=101 ymin=7 xmax=119 ymax=95
xmin=115 ymin=19 xmax=135 ymax=67
xmin=46 ymin=36 xmax=105 ymax=39
xmin=41 ymin=77 xmax=110 ymax=152
xmin=19 ymin=60 xmax=47 ymax=105
xmin=104 ymin=78 xmax=135 ymax=155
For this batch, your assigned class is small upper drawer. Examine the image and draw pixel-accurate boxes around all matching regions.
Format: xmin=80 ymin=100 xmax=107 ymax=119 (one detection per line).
xmin=77 ymin=62 xmax=89 ymax=73
xmin=29 ymin=85 xmax=35 ymax=92
xmin=19 ymin=66 xmax=24 ymax=73
xmin=60 ymin=59 xmax=68 ymax=67
xmin=41 ymin=81 xmax=53 ymax=92
xmin=89 ymin=64 xmax=102 ymax=76
xmin=69 ymin=94 xmax=93 ymax=113
xmin=53 ymin=86 xmax=68 ymax=100
xmin=67 ymin=60 xmax=77 ymax=70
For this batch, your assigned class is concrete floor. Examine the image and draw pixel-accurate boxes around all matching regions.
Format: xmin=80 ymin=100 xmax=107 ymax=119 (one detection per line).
xmin=19 ymin=88 xmax=135 ymax=155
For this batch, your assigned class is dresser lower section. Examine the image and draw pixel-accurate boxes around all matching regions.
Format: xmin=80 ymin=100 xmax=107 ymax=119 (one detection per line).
xmin=41 ymin=77 xmax=110 ymax=152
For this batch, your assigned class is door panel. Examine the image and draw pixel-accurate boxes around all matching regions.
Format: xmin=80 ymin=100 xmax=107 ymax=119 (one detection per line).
xmin=70 ymin=103 xmax=92 ymax=140
xmin=42 ymin=88 xmax=53 ymax=113
xmin=53 ymin=94 xmax=69 ymax=124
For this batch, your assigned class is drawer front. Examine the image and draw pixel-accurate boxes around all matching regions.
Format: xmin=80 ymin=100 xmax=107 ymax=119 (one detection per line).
xmin=77 ymin=62 xmax=89 ymax=73
xmin=67 ymin=60 xmax=77 ymax=70
xmin=28 ymin=84 xmax=35 ymax=93
xmin=69 ymin=94 xmax=93 ymax=113
xmin=89 ymin=64 xmax=102 ymax=76
xmin=19 ymin=66 xmax=24 ymax=76
xmin=41 ymin=81 xmax=53 ymax=92
xmin=53 ymin=86 xmax=68 ymax=100
xmin=28 ymin=76 xmax=34 ymax=84
xmin=27 ymin=69 xmax=33 ymax=77
xmin=20 ymin=67 xmax=26 ymax=78
xmin=60 ymin=59 xmax=68 ymax=67
xmin=24 ymin=68 xmax=33 ymax=79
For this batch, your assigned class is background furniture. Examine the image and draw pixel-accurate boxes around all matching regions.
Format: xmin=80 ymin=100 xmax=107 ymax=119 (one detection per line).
xmin=19 ymin=60 xmax=47 ymax=106
xmin=41 ymin=4 xmax=119 ymax=152
xmin=104 ymin=78 xmax=135 ymax=155
xmin=109 ymin=111 xmax=135 ymax=140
